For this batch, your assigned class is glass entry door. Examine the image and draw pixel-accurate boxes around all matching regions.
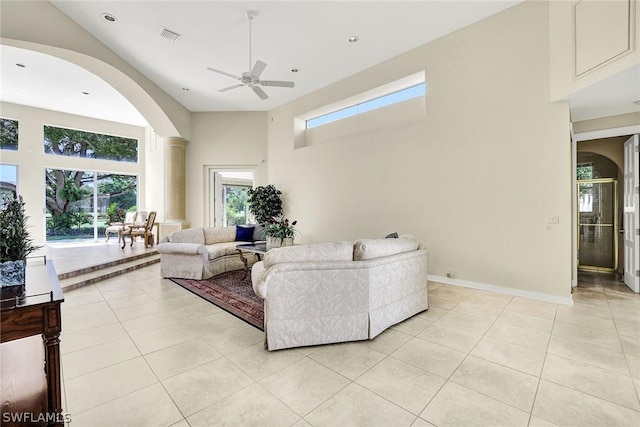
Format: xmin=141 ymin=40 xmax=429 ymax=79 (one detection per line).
xmin=578 ymin=179 xmax=618 ymax=271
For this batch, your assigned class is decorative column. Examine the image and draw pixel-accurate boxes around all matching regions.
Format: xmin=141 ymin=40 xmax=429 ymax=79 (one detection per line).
xmin=162 ymin=137 xmax=190 ymax=236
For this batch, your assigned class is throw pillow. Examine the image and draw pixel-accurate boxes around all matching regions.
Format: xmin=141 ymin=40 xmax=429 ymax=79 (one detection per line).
xmin=235 ymin=225 xmax=255 ymax=242
xmin=354 ymin=235 xmax=419 ymax=260
xmin=252 ymin=223 xmax=265 ymax=241
xmin=385 ymin=232 xmax=399 ymax=238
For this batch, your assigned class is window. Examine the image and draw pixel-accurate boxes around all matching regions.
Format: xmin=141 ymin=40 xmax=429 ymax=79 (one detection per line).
xmin=0 ymin=164 xmax=18 ymax=201
xmin=306 ymin=83 xmax=426 ymax=129
xmin=577 ymin=163 xmax=594 ymax=213
xmin=45 ymin=168 xmax=138 ymax=241
xmin=43 ymin=125 xmax=138 ymax=162
xmin=1 ymin=118 xmax=19 ymax=151
xmin=577 ymin=163 xmax=594 ymax=181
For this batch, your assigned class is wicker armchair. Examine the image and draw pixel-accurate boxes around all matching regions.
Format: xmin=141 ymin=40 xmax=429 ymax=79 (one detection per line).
xmin=121 ymin=211 xmax=157 ymax=249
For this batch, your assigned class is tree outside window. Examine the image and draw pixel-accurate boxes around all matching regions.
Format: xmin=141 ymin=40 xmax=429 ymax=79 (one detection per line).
xmin=1 ymin=118 xmax=19 ymax=151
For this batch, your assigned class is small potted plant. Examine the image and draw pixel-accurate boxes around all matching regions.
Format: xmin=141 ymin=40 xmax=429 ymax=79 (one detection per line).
xmin=0 ymin=196 xmax=42 ymax=288
xmin=264 ymin=217 xmax=298 ymax=249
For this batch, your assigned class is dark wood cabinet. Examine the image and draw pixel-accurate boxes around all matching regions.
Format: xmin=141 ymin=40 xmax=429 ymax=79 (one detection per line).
xmin=1 ymin=261 xmax=64 ymax=426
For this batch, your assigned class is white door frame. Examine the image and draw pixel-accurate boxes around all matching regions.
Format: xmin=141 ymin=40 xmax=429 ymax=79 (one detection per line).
xmin=203 ymin=165 xmax=256 ymax=228
xmin=623 ymin=134 xmax=640 ymax=292
xmin=572 ymin=125 xmax=640 ymax=290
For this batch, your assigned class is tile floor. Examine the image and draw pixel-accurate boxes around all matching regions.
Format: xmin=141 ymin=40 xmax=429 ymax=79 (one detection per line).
xmin=54 ymin=246 xmax=640 ymax=426
xmin=42 ymin=239 xmax=157 ymax=275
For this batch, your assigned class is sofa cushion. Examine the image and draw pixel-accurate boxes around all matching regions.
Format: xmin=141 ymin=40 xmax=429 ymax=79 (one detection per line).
xmin=169 ymin=228 xmax=205 ymax=245
xmin=252 ymin=223 xmax=265 ymax=241
xmin=354 ymin=235 xmax=419 ymax=260
xmin=235 ymin=225 xmax=255 ymax=242
xmin=206 ymin=242 xmax=241 ymax=260
xmin=204 ymin=226 xmax=236 ymax=245
xmin=263 ymin=241 xmax=353 ymax=269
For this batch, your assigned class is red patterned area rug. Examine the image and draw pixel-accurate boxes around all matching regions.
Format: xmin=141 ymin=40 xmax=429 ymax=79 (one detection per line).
xmin=170 ymin=270 xmax=264 ymax=331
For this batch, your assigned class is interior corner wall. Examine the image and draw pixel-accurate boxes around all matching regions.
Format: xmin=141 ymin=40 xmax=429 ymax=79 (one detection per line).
xmin=186 ymin=112 xmax=268 ymax=228
xmin=0 ymin=101 xmax=148 ymax=244
xmin=267 ymin=1 xmax=572 ymax=299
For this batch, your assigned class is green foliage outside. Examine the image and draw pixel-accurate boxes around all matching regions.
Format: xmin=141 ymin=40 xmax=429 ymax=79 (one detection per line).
xmin=577 ymin=163 xmax=594 ymax=198
xmin=44 ymin=125 xmax=137 ymax=162
xmin=98 ymin=174 xmax=137 ymax=212
xmin=43 ymin=126 xmax=139 ymax=240
xmin=0 ymin=118 xmax=18 ymax=151
xmin=225 ymin=186 xmax=249 ymax=226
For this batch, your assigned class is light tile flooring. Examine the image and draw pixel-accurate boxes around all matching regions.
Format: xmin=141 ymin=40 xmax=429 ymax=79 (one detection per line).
xmin=42 ymin=239 xmax=157 ymax=275
xmin=53 ymin=244 xmax=640 ymax=426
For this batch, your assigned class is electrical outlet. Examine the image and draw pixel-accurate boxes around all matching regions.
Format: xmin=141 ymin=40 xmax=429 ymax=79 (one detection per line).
xmin=446 ymin=271 xmax=453 ymax=278
xmin=548 ymin=215 xmax=559 ymax=225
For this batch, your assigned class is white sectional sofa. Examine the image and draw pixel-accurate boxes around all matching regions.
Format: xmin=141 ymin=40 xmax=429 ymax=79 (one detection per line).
xmin=157 ymin=225 xmax=260 ymax=279
xmin=251 ymin=235 xmax=428 ymax=350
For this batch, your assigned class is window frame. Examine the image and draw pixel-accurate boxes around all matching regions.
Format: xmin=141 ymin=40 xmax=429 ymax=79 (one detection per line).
xmin=306 ymin=82 xmax=426 ymax=129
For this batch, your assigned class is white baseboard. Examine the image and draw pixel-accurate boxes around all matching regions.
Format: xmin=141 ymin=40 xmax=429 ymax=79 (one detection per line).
xmin=428 ymin=275 xmax=573 ymax=306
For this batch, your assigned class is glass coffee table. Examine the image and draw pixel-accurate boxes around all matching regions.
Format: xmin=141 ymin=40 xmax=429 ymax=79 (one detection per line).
xmin=236 ymin=242 xmax=268 ymax=279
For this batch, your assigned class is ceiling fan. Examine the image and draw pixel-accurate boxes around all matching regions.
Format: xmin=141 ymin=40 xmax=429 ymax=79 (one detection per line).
xmin=207 ymin=10 xmax=295 ymax=100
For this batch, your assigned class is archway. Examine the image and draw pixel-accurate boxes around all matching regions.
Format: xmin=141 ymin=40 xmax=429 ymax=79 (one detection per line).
xmin=1 ymin=38 xmax=182 ymax=138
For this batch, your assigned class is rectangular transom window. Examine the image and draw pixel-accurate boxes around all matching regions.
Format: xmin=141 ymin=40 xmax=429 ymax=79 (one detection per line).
xmin=44 ymin=125 xmax=138 ymax=163
xmin=306 ymin=83 xmax=426 ymax=129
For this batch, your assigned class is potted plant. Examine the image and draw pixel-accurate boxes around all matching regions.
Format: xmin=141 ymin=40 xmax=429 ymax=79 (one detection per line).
xmin=247 ymin=185 xmax=283 ymax=224
xmin=0 ymin=196 xmax=42 ymax=288
xmin=264 ymin=217 xmax=298 ymax=249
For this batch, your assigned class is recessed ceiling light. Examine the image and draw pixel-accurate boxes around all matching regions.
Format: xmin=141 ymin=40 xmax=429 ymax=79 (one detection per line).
xmin=15 ymin=63 xmax=26 ymax=68
xmin=102 ymin=13 xmax=116 ymax=22
xmin=348 ymin=36 xmax=359 ymax=43
xmin=291 ymin=68 xmax=299 ymax=73
xmin=82 ymin=92 xmax=90 ymax=95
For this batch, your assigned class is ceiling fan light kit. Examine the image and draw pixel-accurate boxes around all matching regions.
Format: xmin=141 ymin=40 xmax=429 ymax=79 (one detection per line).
xmin=207 ymin=10 xmax=295 ymax=100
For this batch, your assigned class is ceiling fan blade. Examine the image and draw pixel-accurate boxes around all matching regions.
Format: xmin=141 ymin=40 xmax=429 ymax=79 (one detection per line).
xmin=207 ymin=67 xmax=241 ymax=80
xmin=260 ymin=80 xmax=295 ymax=88
xmin=252 ymin=85 xmax=269 ymax=100
xmin=250 ymin=60 xmax=267 ymax=78
xmin=218 ymin=83 xmax=244 ymax=93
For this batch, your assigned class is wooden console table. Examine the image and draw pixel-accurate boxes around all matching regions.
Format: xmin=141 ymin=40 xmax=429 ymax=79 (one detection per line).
xmin=0 ymin=260 xmax=65 ymax=426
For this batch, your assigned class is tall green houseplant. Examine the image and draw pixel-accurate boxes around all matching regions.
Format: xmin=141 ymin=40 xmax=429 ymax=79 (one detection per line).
xmin=247 ymin=185 xmax=283 ymax=224
xmin=0 ymin=196 xmax=42 ymax=287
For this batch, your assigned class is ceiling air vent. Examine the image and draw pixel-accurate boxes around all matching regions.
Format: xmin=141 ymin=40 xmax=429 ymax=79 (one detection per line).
xmin=159 ymin=28 xmax=181 ymax=42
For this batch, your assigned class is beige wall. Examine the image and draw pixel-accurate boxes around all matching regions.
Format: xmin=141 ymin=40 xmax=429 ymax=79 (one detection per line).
xmin=550 ymin=0 xmax=640 ymax=101
xmin=186 ymin=112 xmax=268 ymax=228
xmin=573 ymin=112 xmax=640 ymax=134
xmin=268 ymin=1 xmax=572 ymax=299
xmin=0 ymin=101 xmax=149 ymax=244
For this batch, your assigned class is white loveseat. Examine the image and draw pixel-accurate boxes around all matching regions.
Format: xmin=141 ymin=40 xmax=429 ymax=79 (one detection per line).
xmin=158 ymin=226 xmax=260 ymax=279
xmin=251 ymin=235 xmax=428 ymax=350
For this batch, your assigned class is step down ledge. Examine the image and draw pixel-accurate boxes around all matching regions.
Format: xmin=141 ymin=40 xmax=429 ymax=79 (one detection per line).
xmin=61 ymin=255 xmax=160 ymax=292
xmin=57 ymin=250 xmax=159 ymax=280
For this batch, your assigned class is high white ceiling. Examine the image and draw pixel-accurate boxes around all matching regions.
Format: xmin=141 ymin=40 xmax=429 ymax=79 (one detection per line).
xmin=1 ymin=0 xmax=525 ymax=126
xmin=1 ymin=1 xmax=636 ymax=127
